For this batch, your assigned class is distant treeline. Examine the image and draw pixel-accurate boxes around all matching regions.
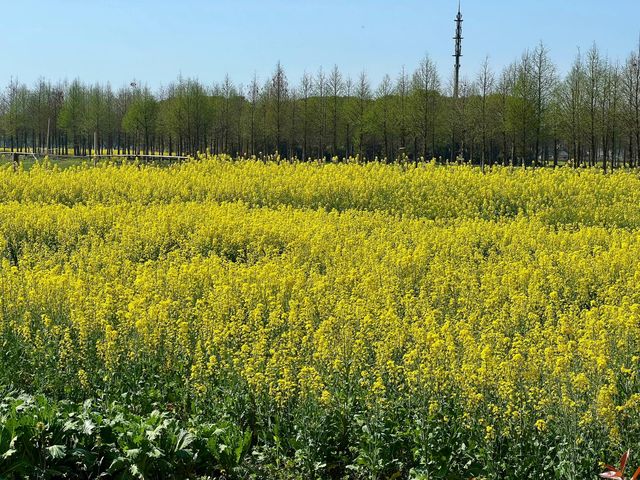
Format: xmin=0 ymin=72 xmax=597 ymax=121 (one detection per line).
xmin=1 ymin=42 xmax=640 ymax=169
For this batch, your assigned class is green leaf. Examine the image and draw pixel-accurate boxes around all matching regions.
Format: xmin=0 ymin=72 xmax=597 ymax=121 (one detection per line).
xmin=47 ymin=444 xmax=67 ymax=459
xmin=235 ymin=428 xmax=252 ymax=462
xmin=148 ymin=446 xmax=163 ymax=458
xmin=82 ymin=419 xmax=95 ymax=435
xmin=175 ymin=429 xmax=194 ymax=452
xmin=1 ymin=448 xmax=16 ymax=459
xmin=125 ymin=448 xmax=140 ymax=459
xmin=130 ymin=464 xmax=142 ymax=477
xmin=107 ymin=456 xmax=127 ymax=473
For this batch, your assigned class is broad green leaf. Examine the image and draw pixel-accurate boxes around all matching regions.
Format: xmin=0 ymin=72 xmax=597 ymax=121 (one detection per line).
xmin=47 ymin=444 xmax=67 ymax=459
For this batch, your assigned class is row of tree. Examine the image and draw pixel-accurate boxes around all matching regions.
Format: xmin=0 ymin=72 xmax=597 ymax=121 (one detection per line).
xmin=2 ymin=41 xmax=640 ymax=170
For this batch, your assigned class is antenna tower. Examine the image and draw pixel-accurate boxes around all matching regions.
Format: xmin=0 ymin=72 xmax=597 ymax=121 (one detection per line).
xmin=453 ymin=1 xmax=463 ymax=99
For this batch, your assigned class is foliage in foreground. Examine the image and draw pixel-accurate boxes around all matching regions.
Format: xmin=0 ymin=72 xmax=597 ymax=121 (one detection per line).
xmin=0 ymin=157 xmax=639 ymax=478
xmin=0 ymin=391 xmax=608 ymax=479
xmin=0 ymin=392 xmax=251 ymax=479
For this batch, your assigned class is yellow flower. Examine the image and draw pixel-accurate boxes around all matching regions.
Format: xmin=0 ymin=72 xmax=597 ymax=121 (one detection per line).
xmin=535 ymin=419 xmax=547 ymax=433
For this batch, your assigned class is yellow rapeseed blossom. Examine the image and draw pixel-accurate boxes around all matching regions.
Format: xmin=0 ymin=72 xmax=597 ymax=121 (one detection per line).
xmin=0 ymin=156 xmax=639 ymax=450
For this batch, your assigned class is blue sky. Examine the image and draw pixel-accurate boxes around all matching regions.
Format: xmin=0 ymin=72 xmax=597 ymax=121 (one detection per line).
xmin=2 ymin=0 xmax=639 ymax=91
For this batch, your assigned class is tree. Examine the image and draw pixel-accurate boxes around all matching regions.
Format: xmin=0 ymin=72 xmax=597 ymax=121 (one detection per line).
xmin=2 ymin=39 xmax=640 ymax=167
xmin=622 ymin=46 xmax=640 ymax=167
xmin=457 ymin=78 xmax=474 ymax=162
xmin=300 ymin=72 xmax=313 ymax=161
xmin=596 ymin=58 xmax=620 ymax=171
xmin=122 ymin=85 xmax=157 ymax=155
xmin=327 ymin=65 xmax=343 ymax=158
xmin=603 ymin=62 xmax=621 ymax=170
xmin=86 ymin=83 xmax=107 ymax=155
xmin=270 ymin=62 xmax=288 ymax=156
xmin=28 ymin=78 xmax=52 ymax=154
xmin=164 ymin=77 xmax=212 ymax=155
xmin=510 ymin=50 xmax=537 ymax=167
xmin=59 ymin=79 xmax=87 ymax=155
xmin=115 ymin=84 xmax=134 ymax=155
xmin=560 ymin=51 xmax=587 ymax=167
xmin=411 ymin=54 xmax=440 ymax=162
xmin=375 ymin=74 xmax=393 ymax=161
xmin=476 ymin=56 xmax=495 ymax=169
xmin=288 ymin=85 xmax=298 ymax=159
xmin=532 ymin=42 xmax=557 ymax=166
xmin=547 ymin=84 xmax=563 ymax=167
xmin=353 ymin=71 xmax=371 ymax=160
xmin=344 ymin=76 xmax=354 ymax=158
xmin=586 ymin=44 xmax=605 ymax=167
xmin=395 ymin=66 xmax=410 ymax=156
xmin=220 ymin=74 xmax=234 ymax=154
xmin=496 ymin=63 xmax=516 ymax=165
xmin=248 ymin=73 xmax=260 ymax=156
xmin=315 ymin=67 xmax=328 ymax=159
xmin=2 ymin=79 xmax=30 ymax=152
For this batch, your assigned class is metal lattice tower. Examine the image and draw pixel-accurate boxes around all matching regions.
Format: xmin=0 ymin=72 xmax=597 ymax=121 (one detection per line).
xmin=453 ymin=1 xmax=463 ymax=99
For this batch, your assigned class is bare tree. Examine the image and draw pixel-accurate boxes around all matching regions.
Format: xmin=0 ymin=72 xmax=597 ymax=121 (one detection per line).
xmin=270 ymin=62 xmax=288 ymax=156
xmin=344 ymin=76 xmax=353 ymax=158
xmin=300 ymin=72 xmax=313 ymax=160
xmin=327 ymin=65 xmax=344 ymax=158
xmin=622 ymin=46 xmax=640 ymax=168
xmin=532 ymin=42 xmax=557 ymax=166
xmin=354 ymin=71 xmax=371 ymax=160
xmin=476 ymin=56 xmax=495 ymax=169
xmin=598 ymin=58 xmax=618 ymax=171
xmin=411 ymin=54 xmax=440 ymax=162
xmin=511 ymin=50 xmax=536 ymax=167
xmin=496 ymin=63 xmax=516 ymax=165
xmin=586 ymin=44 xmax=604 ymax=167
xmin=220 ymin=74 xmax=234 ymax=154
xmin=315 ymin=67 xmax=327 ymax=159
xmin=561 ymin=51 xmax=586 ymax=167
xmin=603 ymin=62 xmax=621 ymax=170
xmin=395 ymin=66 xmax=410 ymax=154
xmin=288 ymin=85 xmax=298 ymax=159
xmin=376 ymin=75 xmax=393 ymax=161
xmin=248 ymin=73 xmax=260 ymax=156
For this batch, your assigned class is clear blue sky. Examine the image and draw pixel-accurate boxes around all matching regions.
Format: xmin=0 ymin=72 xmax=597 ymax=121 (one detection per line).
xmin=2 ymin=0 xmax=639 ymax=91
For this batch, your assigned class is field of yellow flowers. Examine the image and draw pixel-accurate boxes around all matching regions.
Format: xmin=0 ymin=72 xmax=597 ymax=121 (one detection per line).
xmin=0 ymin=155 xmax=639 ymax=478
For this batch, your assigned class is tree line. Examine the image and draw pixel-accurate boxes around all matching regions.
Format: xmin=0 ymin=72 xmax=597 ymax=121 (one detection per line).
xmin=2 ymin=41 xmax=640 ymax=170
